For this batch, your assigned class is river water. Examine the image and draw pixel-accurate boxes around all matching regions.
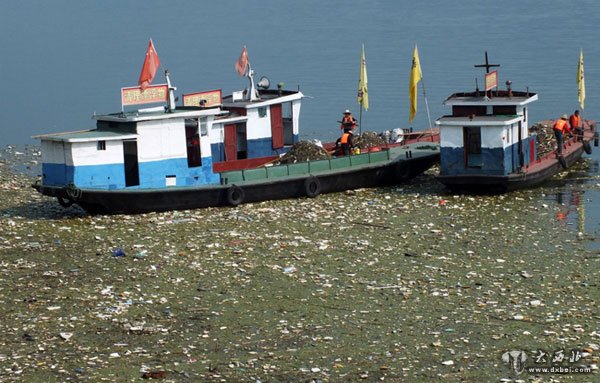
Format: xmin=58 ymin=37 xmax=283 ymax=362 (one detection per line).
xmin=2 ymin=0 xmax=600 ymax=243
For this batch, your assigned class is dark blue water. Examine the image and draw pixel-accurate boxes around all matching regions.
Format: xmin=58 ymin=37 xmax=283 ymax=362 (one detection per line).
xmin=2 ymin=0 xmax=600 ymax=242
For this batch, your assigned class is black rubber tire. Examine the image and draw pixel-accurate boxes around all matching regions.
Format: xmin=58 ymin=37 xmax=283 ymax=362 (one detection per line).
xmin=558 ymin=155 xmax=568 ymax=170
xmin=57 ymin=196 xmax=74 ymax=208
xmin=304 ymin=176 xmax=321 ymax=198
xmin=583 ymin=140 xmax=592 ymax=154
xmin=226 ymin=185 xmax=245 ymax=206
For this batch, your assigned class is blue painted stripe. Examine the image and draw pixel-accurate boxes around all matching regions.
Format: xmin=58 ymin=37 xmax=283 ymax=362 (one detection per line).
xmin=42 ymin=163 xmax=69 ymax=186
xmin=440 ymin=136 xmax=537 ymax=176
xmin=43 ymin=156 xmax=219 ymax=189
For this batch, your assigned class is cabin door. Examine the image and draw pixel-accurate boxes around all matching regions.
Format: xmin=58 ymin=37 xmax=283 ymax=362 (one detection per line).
xmin=270 ymin=104 xmax=284 ymax=149
xmin=123 ymin=140 xmax=140 ymax=187
xmin=463 ymin=126 xmax=482 ymax=168
xmin=224 ymin=124 xmax=237 ymax=161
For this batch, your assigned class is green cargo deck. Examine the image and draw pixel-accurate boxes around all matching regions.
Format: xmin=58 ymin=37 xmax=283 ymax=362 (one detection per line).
xmin=219 ymin=143 xmax=438 ymax=185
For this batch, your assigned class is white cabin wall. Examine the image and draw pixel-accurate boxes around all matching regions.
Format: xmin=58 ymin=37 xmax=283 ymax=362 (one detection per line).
xmin=41 ymin=140 xmax=68 ymax=164
xmin=482 ymin=127 xmax=503 ymax=149
xmin=210 ymin=122 xmax=224 ymax=146
xmin=137 ymin=119 xmax=186 ymax=162
xmin=70 ymin=140 xmax=124 ymax=166
xmin=440 ymin=126 xmax=463 ymax=148
xmin=292 ymin=100 xmax=302 ymax=135
xmin=245 ymin=108 xmax=271 ymax=140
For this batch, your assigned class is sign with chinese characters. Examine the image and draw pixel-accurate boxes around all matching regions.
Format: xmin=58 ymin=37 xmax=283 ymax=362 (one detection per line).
xmin=485 ymin=70 xmax=498 ymax=91
xmin=183 ymin=89 xmax=222 ymax=108
xmin=121 ymin=84 xmax=168 ymax=107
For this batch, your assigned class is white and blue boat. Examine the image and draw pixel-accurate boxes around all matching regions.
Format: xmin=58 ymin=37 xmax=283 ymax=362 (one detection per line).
xmin=32 ymin=56 xmax=439 ymax=214
xmin=436 ymin=57 xmax=595 ymax=193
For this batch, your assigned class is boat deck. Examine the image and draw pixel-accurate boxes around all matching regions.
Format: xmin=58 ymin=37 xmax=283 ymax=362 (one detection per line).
xmin=220 ymin=142 xmax=439 ymax=186
xmin=523 ymin=120 xmax=595 ymax=175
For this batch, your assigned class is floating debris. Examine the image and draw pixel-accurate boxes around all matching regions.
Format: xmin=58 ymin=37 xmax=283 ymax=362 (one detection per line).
xmin=0 ymin=146 xmax=597 ymax=381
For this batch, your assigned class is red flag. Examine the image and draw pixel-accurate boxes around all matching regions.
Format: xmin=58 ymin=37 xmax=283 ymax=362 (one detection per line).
xmin=235 ymin=46 xmax=249 ymax=76
xmin=138 ymin=39 xmax=161 ymax=91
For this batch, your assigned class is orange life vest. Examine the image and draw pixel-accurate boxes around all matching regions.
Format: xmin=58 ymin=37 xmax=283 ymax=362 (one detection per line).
xmin=340 ymin=132 xmax=351 ymax=144
xmin=341 ymin=115 xmax=355 ymax=129
xmin=553 ymin=119 xmax=568 ymax=133
xmin=569 ymin=114 xmax=581 ymax=129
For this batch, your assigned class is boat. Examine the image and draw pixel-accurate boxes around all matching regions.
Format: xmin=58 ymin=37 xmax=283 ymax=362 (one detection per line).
xmin=435 ymin=55 xmax=596 ymax=193
xmin=32 ymin=51 xmax=439 ymax=214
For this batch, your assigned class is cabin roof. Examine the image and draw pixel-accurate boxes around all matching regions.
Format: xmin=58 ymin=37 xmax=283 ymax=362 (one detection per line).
xmin=93 ymin=106 xmax=223 ymax=123
xmin=32 ymin=129 xmax=138 ymax=143
xmin=222 ymin=89 xmax=303 ymax=108
xmin=443 ymin=90 xmax=538 ymax=106
xmin=436 ymin=114 xmax=523 ymax=127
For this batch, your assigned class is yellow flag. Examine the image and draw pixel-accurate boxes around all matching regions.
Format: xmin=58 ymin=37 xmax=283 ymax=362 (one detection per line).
xmin=578 ymin=48 xmax=585 ymax=110
xmin=358 ymin=44 xmax=369 ymax=110
xmin=409 ymin=44 xmax=422 ymax=123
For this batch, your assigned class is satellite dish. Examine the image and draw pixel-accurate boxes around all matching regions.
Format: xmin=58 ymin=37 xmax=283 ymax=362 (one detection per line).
xmin=257 ymin=76 xmax=270 ymax=90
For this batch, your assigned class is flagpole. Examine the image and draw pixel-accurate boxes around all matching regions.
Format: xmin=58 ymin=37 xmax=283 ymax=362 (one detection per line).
xmin=577 ymin=48 xmax=585 ymax=141
xmin=359 ymin=106 xmax=363 ymax=135
xmin=420 ymin=79 xmax=433 ymax=140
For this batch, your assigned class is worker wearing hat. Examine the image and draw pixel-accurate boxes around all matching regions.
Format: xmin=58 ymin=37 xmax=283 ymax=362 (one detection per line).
xmin=340 ymin=109 xmax=357 ymax=131
xmin=553 ymin=114 xmax=572 ymax=156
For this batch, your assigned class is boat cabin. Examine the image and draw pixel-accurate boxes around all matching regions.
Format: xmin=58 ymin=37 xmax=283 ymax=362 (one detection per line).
xmin=34 ymin=73 xmax=303 ymax=190
xmin=436 ymin=87 xmax=538 ymax=177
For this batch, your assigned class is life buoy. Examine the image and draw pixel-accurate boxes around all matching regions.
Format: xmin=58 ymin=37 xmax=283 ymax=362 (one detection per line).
xmin=226 ymin=185 xmax=245 ymax=206
xmin=583 ymin=140 xmax=592 ymax=154
xmin=558 ymin=155 xmax=568 ymax=170
xmin=395 ymin=163 xmax=411 ymax=180
xmin=304 ymin=176 xmax=321 ymax=198
xmin=57 ymin=196 xmax=74 ymax=208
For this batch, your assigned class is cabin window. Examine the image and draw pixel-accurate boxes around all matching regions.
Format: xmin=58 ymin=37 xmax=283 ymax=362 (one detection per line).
xmin=282 ymin=102 xmax=294 ymax=145
xmin=97 ymin=140 xmax=106 ymax=151
xmin=200 ymin=118 xmax=208 ymax=136
xmin=258 ymin=107 xmax=267 ymax=118
xmin=464 ymin=126 xmax=482 ymax=168
xmin=185 ymin=122 xmax=201 ymax=168
xmin=493 ymin=105 xmax=517 ymax=115
xmin=523 ymin=107 xmax=527 ymax=123
xmin=453 ymin=105 xmax=486 ymax=117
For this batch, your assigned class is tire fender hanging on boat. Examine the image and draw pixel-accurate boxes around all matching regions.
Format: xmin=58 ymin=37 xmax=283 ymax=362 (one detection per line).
xmin=304 ymin=176 xmax=321 ymax=198
xmin=558 ymin=155 xmax=568 ymax=170
xmin=57 ymin=196 xmax=74 ymax=208
xmin=583 ymin=140 xmax=592 ymax=154
xmin=226 ymin=185 xmax=245 ymax=206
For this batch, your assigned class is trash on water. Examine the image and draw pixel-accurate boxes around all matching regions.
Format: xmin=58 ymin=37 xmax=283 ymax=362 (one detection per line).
xmin=112 ymin=248 xmax=126 ymax=257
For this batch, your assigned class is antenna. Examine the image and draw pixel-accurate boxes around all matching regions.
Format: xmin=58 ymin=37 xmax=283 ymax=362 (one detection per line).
xmin=474 ymin=51 xmax=500 ymax=73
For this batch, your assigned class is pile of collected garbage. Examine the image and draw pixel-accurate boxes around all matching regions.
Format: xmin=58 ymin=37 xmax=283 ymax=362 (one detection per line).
xmin=530 ymin=122 xmax=556 ymax=159
xmin=353 ymin=131 xmax=386 ymax=149
xmin=379 ymin=128 xmax=408 ymax=144
xmin=279 ymin=140 xmax=331 ymax=164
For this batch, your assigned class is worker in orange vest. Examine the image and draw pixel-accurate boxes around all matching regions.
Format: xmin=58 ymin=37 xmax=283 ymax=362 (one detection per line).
xmin=340 ymin=109 xmax=357 ymax=131
xmin=553 ymin=114 xmax=572 ymax=156
xmin=569 ymin=110 xmax=582 ymax=141
xmin=338 ymin=128 xmax=354 ymax=156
